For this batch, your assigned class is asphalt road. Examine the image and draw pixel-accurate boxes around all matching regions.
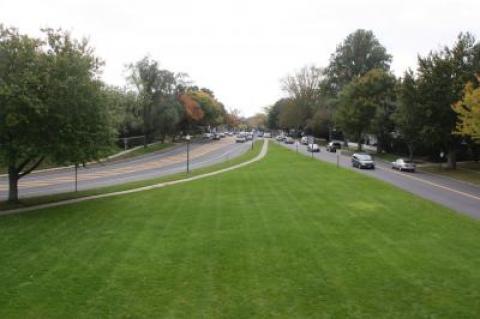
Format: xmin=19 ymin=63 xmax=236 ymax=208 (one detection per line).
xmin=277 ymin=140 xmax=480 ymax=219
xmin=0 ymin=137 xmax=253 ymax=199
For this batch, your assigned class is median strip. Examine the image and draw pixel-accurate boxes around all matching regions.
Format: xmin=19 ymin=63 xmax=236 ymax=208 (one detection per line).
xmin=0 ymin=139 xmax=269 ymax=216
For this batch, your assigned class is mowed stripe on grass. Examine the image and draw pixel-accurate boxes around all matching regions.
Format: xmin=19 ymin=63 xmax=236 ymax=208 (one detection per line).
xmin=0 ymin=143 xmax=479 ymax=318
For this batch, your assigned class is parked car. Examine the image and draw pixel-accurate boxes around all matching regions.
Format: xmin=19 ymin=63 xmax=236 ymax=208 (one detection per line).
xmin=213 ymin=133 xmax=221 ymax=140
xmin=276 ymin=135 xmax=284 ymax=141
xmin=284 ymin=137 xmax=294 ymax=144
xmin=203 ymin=132 xmax=212 ymax=139
xmin=307 ymin=143 xmax=320 ymax=152
xmin=263 ymin=132 xmax=272 ymax=138
xmin=352 ymin=153 xmax=375 ymax=169
xmin=245 ymin=133 xmax=253 ymax=140
xmin=218 ymin=132 xmax=225 ymax=138
xmin=257 ymin=131 xmax=264 ymax=137
xmin=301 ymin=136 xmax=309 ymax=145
xmin=326 ymin=141 xmax=342 ymax=152
xmin=236 ymin=136 xmax=246 ymax=143
xmin=391 ymin=158 xmax=416 ymax=172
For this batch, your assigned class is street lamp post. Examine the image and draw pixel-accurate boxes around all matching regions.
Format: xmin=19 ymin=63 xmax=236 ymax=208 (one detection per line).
xmin=186 ymin=135 xmax=191 ymax=174
xmin=74 ymin=163 xmax=78 ymax=192
xmin=251 ymin=132 xmax=254 ymax=150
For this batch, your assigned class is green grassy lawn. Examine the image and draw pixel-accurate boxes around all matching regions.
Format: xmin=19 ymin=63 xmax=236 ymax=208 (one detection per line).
xmin=420 ymin=162 xmax=480 ymax=186
xmin=108 ymin=142 xmax=173 ymax=162
xmin=1 ymin=143 xmax=480 ymax=318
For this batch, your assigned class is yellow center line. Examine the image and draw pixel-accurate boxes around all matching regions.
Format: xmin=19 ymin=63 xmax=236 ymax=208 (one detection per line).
xmin=2 ymin=138 xmax=236 ymax=190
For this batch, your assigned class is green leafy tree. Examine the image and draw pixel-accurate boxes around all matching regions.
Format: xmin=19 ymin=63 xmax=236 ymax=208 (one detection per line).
xmin=325 ymin=29 xmax=392 ymax=96
xmin=266 ymin=98 xmax=289 ymax=130
xmin=393 ymin=70 xmax=425 ymax=159
xmin=335 ymin=69 xmax=394 ymax=151
xmin=152 ymin=96 xmax=183 ymax=142
xmin=127 ymin=57 xmax=187 ymax=144
xmin=368 ymin=70 xmax=397 ymax=153
xmin=416 ymin=33 xmax=480 ymax=168
xmin=278 ymin=99 xmax=304 ymax=131
xmin=104 ymin=86 xmax=142 ymax=137
xmin=0 ymin=26 xmax=115 ymax=202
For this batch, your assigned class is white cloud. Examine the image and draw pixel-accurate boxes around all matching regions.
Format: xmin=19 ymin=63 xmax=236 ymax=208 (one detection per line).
xmin=1 ymin=0 xmax=479 ymax=116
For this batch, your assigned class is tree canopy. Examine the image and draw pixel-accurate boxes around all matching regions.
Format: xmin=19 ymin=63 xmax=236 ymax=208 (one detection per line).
xmin=0 ymin=26 xmax=115 ymax=202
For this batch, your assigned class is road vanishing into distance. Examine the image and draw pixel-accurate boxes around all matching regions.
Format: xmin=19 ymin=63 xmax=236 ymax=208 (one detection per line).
xmin=0 ymin=137 xmax=252 ymax=200
xmin=2 ymin=135 xmax=479 ymax=220
xmin=277 ymin=140 xmax=480 ymax=219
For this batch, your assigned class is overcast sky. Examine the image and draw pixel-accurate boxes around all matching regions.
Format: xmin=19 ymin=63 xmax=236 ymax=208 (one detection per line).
xmin=1 ymin=0 xmax=479 ymax=116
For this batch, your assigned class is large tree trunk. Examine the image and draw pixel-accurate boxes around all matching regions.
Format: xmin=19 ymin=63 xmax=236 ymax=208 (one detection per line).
xmin=6 ymin=157 xmax=45 ymax=203
xmin=446 ymin=146 xmax=457 ymax=169
xmin=8 ymin=166 xmax=19 ymax=203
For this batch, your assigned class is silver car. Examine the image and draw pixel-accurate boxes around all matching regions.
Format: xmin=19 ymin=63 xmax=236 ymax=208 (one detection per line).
xmin=391 ymin=158 xmax=416 ymax=172
xmin=352 ymin=153 xmax=375 ymax=169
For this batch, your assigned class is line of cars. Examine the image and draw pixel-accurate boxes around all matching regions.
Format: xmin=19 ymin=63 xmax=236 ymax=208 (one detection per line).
xmin=276 ymin=134 xmax=416 ymax=173
xmin=203 ymin=132 xmax=228 ymax=140
xmin=235 ymin=131 xmax=254 ymax=143
xmin=351 ymin=155 xmax=416 ymax=172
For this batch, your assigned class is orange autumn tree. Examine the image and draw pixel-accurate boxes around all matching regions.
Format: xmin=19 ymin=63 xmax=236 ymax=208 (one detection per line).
xmin=178 ymin=93 xmax=204 ymax=123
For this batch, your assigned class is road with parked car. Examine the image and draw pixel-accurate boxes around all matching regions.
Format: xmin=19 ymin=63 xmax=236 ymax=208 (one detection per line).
xmin=275 ymin=136 xmax=480 ymax=219
xmin=0 ymin=135 xmax=251 ymax=200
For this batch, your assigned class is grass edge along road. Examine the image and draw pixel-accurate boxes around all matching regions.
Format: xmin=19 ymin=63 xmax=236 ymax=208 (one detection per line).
xmin=0 ymin=141 xmax=263 ymax=212
xmin=1 ymin=143 xmax=480 ymax=318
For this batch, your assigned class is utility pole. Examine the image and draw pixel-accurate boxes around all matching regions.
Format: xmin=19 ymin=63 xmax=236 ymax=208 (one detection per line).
xmin=186 ymin=135 xmax=191 ymax=174
xmin=75 ymin=163 xmax=78 ymax=192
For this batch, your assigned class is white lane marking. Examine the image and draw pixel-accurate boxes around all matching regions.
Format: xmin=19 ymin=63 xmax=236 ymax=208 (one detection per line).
xmin=374 ymin=163 xmax=480 ymax=202
xmin=279 ymin=142 xmax=480 ymax=202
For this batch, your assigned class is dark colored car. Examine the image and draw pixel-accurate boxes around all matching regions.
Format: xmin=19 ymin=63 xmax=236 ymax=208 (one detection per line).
xmin=351 ymin=153 xmax=375 ymax=169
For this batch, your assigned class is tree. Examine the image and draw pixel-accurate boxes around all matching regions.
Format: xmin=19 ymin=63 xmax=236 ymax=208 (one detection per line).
xmin=188 ymin=89 xmax=225 ymax=128
xmin=178 ymin=93 xmax=204 ymax=125
xmin=127 ymin=57 xmax=159 ymax=146
xmin=281 ymin=65 xmax=326 ymax=133
xmin=266 ymin=98 xmax=289 ymax=130
xmin=393 ymin=70 xmax=425 ymax=159
xmin=127 ymin=57 xmax=180 ymax=145
xmin=225 ymin=108 xmax=242 ymax=129
xmin=279 ymin=99 xmax=304 ymax=130
xmin=152 ymin=96 xmax=183 ymax=142
xmin=416 ymin=33 xmax=480 ymax=168
xmin=324 ymin=29 xmax=392 ymax=96
xmin=453 ymin=76 xmax=480 ymax=142
xmin=368 ymin=70 xmax=397 ymax=153
xmin=335 ymin=69 xmax=394 ymax=151
xmin=246 ymin=113 xmax=267 ymax=130
xmin=0 ymin=26 xmax=115 ymax=202
xmin=104 ymin=86 xmax=142 ymax=137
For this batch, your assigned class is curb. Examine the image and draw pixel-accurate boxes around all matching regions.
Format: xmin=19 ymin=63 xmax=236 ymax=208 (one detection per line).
xmin=0 ymin=140 xmax=269 ymax=216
